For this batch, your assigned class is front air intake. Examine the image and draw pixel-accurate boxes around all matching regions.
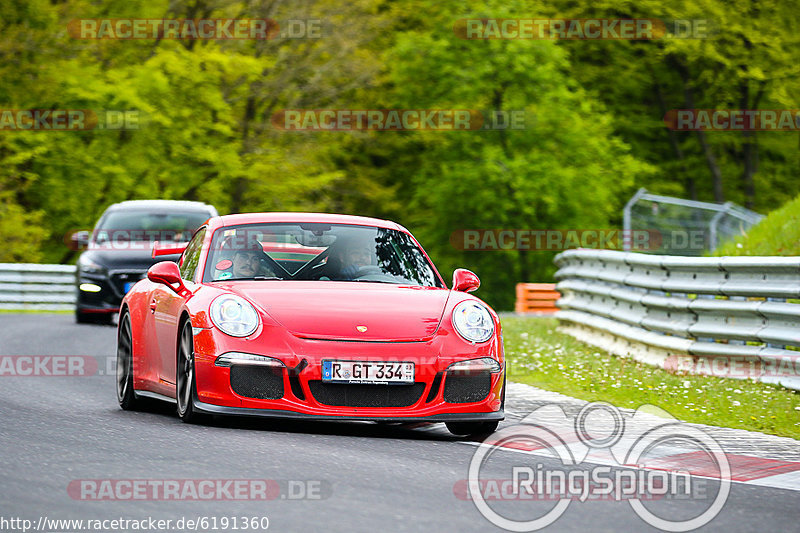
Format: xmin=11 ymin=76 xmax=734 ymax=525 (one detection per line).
xmin=230 ymin=365 xmax=284 ymax=400
xmin=308 ymin=381 xmax=425 ymax=407
xmin=443 ymin=370 xmax=491 ymax=403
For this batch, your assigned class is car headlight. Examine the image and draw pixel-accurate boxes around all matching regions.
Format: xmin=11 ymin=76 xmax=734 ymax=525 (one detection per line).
xmin=452 ymin=301 xmax=495 ymax=344
xmin=210 ymin=295 xmax=260 ymax=337
xmin=78 ymin=255 xmax=106 ymax=274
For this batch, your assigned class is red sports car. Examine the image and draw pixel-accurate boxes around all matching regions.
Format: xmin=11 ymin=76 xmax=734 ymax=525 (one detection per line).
xmin=116 ymin=213 xmax=505 ymax=436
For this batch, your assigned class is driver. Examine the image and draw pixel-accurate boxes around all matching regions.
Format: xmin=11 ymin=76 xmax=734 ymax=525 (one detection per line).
xmin=232 ymin=248 xmax=263 ymax=278
xmin=336 ymin=241 xmax=375 ymax=279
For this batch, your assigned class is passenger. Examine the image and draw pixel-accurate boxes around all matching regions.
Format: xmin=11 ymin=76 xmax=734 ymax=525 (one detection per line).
xmin=216 ymin=236 xmax=275 ymax=279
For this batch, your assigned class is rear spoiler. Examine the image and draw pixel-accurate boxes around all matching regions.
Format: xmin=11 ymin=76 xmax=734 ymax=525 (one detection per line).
xmin=152 ymin=241 xmax=188 ymax=258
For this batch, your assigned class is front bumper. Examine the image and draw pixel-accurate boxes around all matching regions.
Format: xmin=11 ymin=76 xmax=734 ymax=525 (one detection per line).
xmin=193 ymin=395 xmax=504 ymax=423
xmin=191 ymin=326 xmax=505 ymax=421
xmin=76 ymin=270 xmax=147 ymax=312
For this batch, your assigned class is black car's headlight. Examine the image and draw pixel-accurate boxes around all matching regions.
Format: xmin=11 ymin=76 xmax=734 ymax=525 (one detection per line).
xmin=78 ymin=255 xmax=106 ymax=275
xmin=210 ymin=295 xmax=260 ymax=337
xmin=452 ymin=301 xmax=495 ymax=344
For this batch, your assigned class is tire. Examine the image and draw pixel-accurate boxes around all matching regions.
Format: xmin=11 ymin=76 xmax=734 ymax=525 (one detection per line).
xmin=176 ymin=318 xmax=204 ymax=424
xmin=446 ymin=420 xmax=499 ymax=438
xmin=116 ymin=311 xmax=140 ymax=410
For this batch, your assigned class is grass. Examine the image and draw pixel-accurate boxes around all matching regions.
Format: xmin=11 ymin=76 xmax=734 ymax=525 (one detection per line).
xmin=715 ymin=193 xmax=800 ymax=256
xmin=503 ymin=316 xmax=800 ymax=440
xmin=0 ymin=309 xmax=72 ymax=314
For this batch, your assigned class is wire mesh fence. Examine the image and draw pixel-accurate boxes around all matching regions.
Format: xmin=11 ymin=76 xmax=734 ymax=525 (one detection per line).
xmin=622 ymin=188 xmax=764 ymax=256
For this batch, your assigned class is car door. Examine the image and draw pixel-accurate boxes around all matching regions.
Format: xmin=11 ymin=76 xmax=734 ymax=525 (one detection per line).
xmin=154 ymin=228 xmax=206 ymax=389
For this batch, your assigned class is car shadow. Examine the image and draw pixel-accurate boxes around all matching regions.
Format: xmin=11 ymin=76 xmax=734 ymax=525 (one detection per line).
xmin=124 ymin=397 xmax=462 ymax=442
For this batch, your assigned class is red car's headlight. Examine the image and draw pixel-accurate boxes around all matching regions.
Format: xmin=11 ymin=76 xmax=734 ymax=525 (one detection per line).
xmin=452 ymin=301 xmax=495 ymax=344
xmin=209 ymin=295 xmax=259 ymax=337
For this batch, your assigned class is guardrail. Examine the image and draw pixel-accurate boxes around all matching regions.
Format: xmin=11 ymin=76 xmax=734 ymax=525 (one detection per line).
xmin=553 ymin=249 xmax=800 ymax=390
xmin=0 ymin=263 xmax=76 ymax=311
xmin=515 ymin=283 xmax=560 ymax=314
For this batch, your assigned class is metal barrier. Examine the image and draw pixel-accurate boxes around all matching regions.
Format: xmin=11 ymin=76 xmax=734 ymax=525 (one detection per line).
xmin=553 ymin=249 xmax=800 ymax=390
xmin=0 ymin=263 xmax=76 ymax=311
xmin=515 ymin=283 xmax=560 ymax=314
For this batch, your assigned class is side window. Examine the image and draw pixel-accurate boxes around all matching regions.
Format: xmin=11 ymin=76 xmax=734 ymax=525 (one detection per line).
xmin=179 ymin=228 xmax=207 ymax=281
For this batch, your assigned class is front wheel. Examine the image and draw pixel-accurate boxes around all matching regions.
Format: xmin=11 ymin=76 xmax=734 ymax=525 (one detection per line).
xmin=176 ymin=319 xmax=203 ymax=424
xmin=116 ymin=311 xmax=139 ymax=410
xmin=446 ymin=420 xmax=499 ymax=438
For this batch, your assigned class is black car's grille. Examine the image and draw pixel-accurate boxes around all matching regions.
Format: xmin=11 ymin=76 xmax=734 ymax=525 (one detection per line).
xmin=308 ymin=381 xmax=425 ymax=408
xmin=230 ymin=365 xmax=285 ymax=400
xmin=109 ymin=270 xmax=147 ymax=297
xmin=443 ymin=370 xmax=491 ymax=403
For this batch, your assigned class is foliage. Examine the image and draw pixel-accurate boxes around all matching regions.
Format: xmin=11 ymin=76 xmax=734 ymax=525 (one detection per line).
xmin=0 ymin=0 xmax=797 ymax=308
xmin=715 ymin=193 xmax=800 ymax=256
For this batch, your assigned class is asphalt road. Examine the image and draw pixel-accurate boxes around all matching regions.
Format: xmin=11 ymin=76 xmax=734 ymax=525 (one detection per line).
xmin=0 ymin=313 xmax=797 ymax=532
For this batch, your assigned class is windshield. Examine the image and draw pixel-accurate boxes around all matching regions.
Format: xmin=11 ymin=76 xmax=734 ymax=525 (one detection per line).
xmin=203 ymin=223 xmax=443 ymax=287
xmin=94 ymin=211 xmax=210 ymax=243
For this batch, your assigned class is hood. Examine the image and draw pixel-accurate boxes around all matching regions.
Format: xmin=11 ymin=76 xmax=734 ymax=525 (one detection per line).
xmin=81 ymin=245 xmax=181 ymax=270
xmin=221 ymin=281 xmax=451 ymax=342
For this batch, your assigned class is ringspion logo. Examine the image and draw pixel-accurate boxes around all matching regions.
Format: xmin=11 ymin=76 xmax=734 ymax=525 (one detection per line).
xmin=464 ymin=403 xmax=730 ymax=531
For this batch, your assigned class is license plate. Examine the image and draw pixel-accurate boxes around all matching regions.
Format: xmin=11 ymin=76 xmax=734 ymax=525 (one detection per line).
xmin=322 ymin=360 xmax=414 ymax=384
xmin=123 ymin=282 xmax=135 ymax=293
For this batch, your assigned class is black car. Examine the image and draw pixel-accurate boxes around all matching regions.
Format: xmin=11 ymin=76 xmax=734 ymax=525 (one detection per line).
xmin=74 ymin=200 xmax=218 ymax=324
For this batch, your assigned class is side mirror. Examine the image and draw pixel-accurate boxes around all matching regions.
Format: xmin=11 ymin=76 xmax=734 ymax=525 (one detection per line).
xmin=71 ymin=230 xmax=90 ymax=248
xmin=152 ymin=240 xmax=188 ymax=259
xmin=452 ymin=268 xmax=480 ymax=293
xmin=147 ymin=261 xmax=188 ymax=296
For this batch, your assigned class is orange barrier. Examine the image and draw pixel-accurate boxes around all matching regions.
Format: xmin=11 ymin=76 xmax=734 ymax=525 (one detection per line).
xmin=514 ymin=283 xmax=560 ymax=314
